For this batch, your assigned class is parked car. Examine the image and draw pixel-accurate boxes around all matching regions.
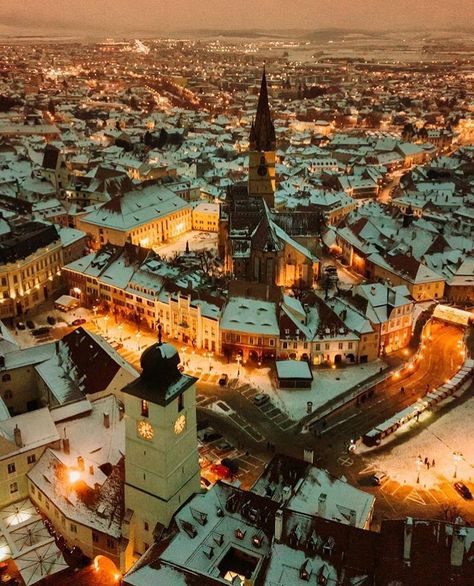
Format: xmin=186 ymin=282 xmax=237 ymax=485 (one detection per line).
xmin=197 ymin=428 xmax=223 ymax=443
xmin=46 ymin=316 xmax=56 ymax=325
xmin=218 ymin=373 xmax=229 ymax=386
xmin=32 ymin=327 xmax=50 ymax=337
xmin=216 ymin=440 xmax=234 ymax=453
xmin=221 ymin=458 xmax=239 ymax=475
xmin=72 ymin=318 xmax=86 ymax=326
xmin=26 ymin=320 xmax=35 ymax=329
xmin=454 ymin=482 xmax=472 ymax=500
xmin=372 ymin=472 xmax=387 ymax=486
xmin=200 ymin=477 xmax=212 ymax=490
xmin=253 ymin=393 xmax=270 ymax=406
xmin=16 ymin=321 xmax=26 ymax=330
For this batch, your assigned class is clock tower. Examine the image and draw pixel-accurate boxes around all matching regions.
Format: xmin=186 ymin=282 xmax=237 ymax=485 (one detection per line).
xmin=248 ymin=67 xmax=276 ymax=208
xmin=121 ymin=339 xmax=200 ymax=567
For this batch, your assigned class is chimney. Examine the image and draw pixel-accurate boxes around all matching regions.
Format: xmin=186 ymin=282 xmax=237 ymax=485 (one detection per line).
xmin=318 ymin=493 xmax=327 ymax=518
xmin=403 ymin=517 xmax=413 ymax=565
xmin=274 ymin=509 xmax=283 ymax=542
xmin=77 ymin=456 xmax=85 ymax=471
xmin=14 ymin=425 xmax=22 ymax=448
xmin=63 ymin=437 xmax=70 ymax=454
xmin=349 ymin=509 xmax=357 ymax=527
xmin=89 ymin=465 xmax=94 ymax=476
xmin=103 ymin=412 xmax=110 ymax=429
xmin=450 ymin=527 xmax=467 ymax=567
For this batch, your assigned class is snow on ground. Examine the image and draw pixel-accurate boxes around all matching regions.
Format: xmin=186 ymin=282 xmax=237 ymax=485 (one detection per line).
xmin=237 ymin=360 xmax=386 ymax=421
xmin=358 ymin=390 xmax=474 ymax=487
xmin=153 ymin=230 xmax=217 ymax=258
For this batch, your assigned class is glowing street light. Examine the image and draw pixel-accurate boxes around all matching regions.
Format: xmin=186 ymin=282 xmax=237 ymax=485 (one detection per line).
xmin=236 ymin=354 xmax=242 ymax=377
xmin=453 ymin=451 xmax=463 ymax=479
xmin=69 ymin=470 xmax=81 ymax=484
xmin=416 ymin=456 xmax=423 ymax=484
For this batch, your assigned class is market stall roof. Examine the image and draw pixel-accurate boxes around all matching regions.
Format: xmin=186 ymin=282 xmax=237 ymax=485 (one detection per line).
xmin=15 ymin=539 xmax=68 ymax=585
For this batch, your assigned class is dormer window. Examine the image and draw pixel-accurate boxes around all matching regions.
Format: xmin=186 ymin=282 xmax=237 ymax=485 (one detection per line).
xmin=235 ymin=528 xmax=246 ymax=540
xmin=300 ymin=559 xmax=312 ymax=581
xmin=252 ymin=534 xmax=263 ymax=548
xmin=141 ymin=400 xmax=149 ymax=417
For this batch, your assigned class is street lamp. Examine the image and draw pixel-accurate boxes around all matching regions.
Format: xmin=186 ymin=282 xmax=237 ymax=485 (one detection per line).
xmin=453 ymin=452 xmax=462 ymax=479
xmin=118 ymin=324 xmax=123 ymax=342
xmin=236 ymin=354 xmax=242 ymax=378
xmin=92 ymin=305 xmax=98 ymax=324
xmin=207 ymin=351 xmax=213 ymax=371
xmin=416 ymin=456 xmax=422 ymax=484
xmin=136 ymin=331 xmax=142 ymax=352
xmin=181 ymin=346 xmax=187 ymax=367
xmin=104 ymin=315 xmax=109 ymax=335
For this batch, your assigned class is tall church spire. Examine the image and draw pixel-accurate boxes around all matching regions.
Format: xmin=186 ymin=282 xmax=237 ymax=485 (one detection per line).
xmin=249 ymin=66 xmax=276 ymax=152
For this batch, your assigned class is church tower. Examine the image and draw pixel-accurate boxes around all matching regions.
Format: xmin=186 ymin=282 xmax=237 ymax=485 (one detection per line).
xmin=248 ymin=67 xmax=276 ymax=208
xmin=121 ymin=337 xmax=200 ymax=568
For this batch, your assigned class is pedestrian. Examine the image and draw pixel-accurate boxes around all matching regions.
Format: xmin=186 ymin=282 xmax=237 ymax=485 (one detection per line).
xmin=424 ymin=457 xmax=428 ymax=466
xmin=427 ymin=461 xmax=430 ymax=470
xmin=432 ymin=459 xmax=435 ymax=467
xmin=401 ymin=386 xmax=405 ymax=394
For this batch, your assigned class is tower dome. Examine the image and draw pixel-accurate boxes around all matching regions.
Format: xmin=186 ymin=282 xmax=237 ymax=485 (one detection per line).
xmin=140 ymin=342 xmax=181 ymax=388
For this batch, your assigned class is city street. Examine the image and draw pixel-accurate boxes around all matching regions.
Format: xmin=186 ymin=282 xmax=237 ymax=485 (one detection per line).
xmin=15 ymin=306 xmax=472 ymax=526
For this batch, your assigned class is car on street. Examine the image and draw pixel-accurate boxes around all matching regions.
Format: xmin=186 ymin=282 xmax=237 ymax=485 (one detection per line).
xmin=372 ymin=471 xmax=387 ymax=486
xmin=253 ymin=393 xmax=270 ymax=406
xmin=16 ymin=321 xmax=26 ymax=330
xmin=221 ymin=458 xmax=239 ymax=475
xmin=26 ymin=320 xmax=35 ymax=329
xmin=46 ymin=316 xmax=56 ymax=325
xmin=32 ymin=327 xmax=50 ymax=337
xmin=197 ymin=428 xmax=223 ymax=443
xmin=216 ymin=440 xmax=234 ymax=453
xmin=218 ymin=373 xmax=229 ymax=386
xmin=454 ymin=482 xmax=472 ymax=500
xmin=72 ymin=318 xmax=86 ymax=326
xmin=200 ymin=477 xmax=212 ymax=490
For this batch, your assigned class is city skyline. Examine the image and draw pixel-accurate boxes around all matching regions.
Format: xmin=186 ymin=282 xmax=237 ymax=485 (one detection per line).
xmin=2 ymin=0 xmax=474 ymax=36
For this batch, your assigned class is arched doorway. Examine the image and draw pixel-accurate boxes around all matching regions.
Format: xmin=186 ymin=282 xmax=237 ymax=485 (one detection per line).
xmin=94 ymin=555 xmax=121 ymax=582
xmin=334 ymin=354 xmax=342 ymax=364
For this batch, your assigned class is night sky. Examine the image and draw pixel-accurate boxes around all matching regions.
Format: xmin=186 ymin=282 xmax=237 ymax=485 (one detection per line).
xmin=1 ymin=0 xmax=473 ymax=35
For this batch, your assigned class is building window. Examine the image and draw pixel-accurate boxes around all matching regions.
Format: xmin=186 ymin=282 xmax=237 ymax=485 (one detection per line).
xmin=2 ymin=374 xmax=10 ymax=382
xmin=70 ymin=524 xmax=77 ymax=533
xmin=92 ymin=532 xmax=99 ymax=543
xmin=4 ymin=390 xmax=12 ymax=400
xmin=178 ymin=394 xmax=184 ymax=412
xmin=106 ymin=538 xmax=115 ymax=550
xmin=9 ymin=482 xmax=18 ymax=494
xmin=338 ymin=343 xmax=343 ymax=350
xmin=27 ymin=455 xmax=36 ymax=465
xmin=7 ymin=463 xmax=15 ymax=474
xmin=141 ymin=400 xmax=149 ymax=417
xmin=144 ymin=521 xmax=149 ymax=532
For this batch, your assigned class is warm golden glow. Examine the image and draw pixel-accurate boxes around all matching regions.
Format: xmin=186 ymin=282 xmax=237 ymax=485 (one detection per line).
xmin=137 ymin=420 xmax=154 ymax=440
xmin=174 ymin=414 xmax=186 ymax=435
xmin=69 ymin=470 xmax=81 ymax=483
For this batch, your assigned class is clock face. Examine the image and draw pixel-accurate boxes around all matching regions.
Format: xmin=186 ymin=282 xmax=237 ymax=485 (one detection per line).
xmin=137 ymin=420 xmax=154 ymax=440
xmin=174 ymin=414 xmax=186 ymax=435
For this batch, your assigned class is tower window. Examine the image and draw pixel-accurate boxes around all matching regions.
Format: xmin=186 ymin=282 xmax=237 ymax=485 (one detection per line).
xmin=141 ymin=400 xmax=149 ymax=417
xmin=178 ymin=394 xmax=184 ymax=412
